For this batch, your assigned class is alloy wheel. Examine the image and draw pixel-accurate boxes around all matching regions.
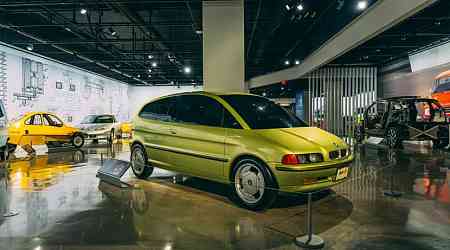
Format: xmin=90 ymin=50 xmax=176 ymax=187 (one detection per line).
xmin=131 ymin=147 xmax=146 ymax=175
xmin=234 ymin=163 xmax=266 ymax=204
xmin=386 ymin=127 xmax=398 ymax=148
xmin=73 ymin=136 xmax=83 ymax=147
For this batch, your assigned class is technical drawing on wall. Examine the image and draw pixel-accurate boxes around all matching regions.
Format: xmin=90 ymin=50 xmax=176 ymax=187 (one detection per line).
xmin=13 ymin=58 xmax=48 ymax=107
xmin=0 ymin=52 xmax=7 ymax=107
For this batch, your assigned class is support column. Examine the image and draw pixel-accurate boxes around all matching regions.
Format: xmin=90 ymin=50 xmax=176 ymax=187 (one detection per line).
xmin=203 ymin=0 xmax=246 ymax=92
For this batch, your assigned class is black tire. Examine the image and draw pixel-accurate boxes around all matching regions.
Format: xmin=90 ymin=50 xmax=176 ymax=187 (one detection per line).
xmin=230 ymin=158 xmax=278 ymax=211
xmin=71 ymin=133 xmax=85 ymax=148
xmin=385 ymin=126 xmax=401 ymax=148
xmin=0 ymin=144 xmax=8 ymax=161
xmin=130 ymin=143 xmax=153 ymax=179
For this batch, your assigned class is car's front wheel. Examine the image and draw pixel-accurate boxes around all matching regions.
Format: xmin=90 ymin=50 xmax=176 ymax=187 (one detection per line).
xmin=130 ymin=143 xmax=153 ymax=179
xmin=72 ymin=133 xmax=85 ymax=148
xmin=386 ymin=126 xmax=401 ymax=148
xmin=231 ymin=158 xmax=278 ymax=211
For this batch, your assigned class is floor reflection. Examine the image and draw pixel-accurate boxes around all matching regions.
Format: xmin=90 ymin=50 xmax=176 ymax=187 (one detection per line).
xmin=0 ymin=142 xmax=448 ymax=250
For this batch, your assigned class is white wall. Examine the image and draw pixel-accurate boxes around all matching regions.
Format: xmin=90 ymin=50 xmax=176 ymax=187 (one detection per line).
xmin=0 ymin=43 xmax=129 ymax=125
xmin=0 ymin=43 xmax=204 ymax=124
xmin=128 ymin=85 xmax=202 ymax=117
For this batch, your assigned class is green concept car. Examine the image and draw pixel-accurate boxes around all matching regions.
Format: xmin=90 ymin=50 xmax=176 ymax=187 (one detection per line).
xmin=131 ymin=92 xmax=353 ymax=210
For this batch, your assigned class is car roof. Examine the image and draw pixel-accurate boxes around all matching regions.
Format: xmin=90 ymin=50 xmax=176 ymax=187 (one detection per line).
xmin=151 ymin=91 xmax=264 ymax=102
xmin=382 ymin=96 xmax=438 ymax=103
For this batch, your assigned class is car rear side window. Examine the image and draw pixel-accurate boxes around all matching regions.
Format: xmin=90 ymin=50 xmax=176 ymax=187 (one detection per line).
xmin=220 ymin=95 xmax=307 ymax=129
xmin=139 ymin=97 xmax=176 ymax=122
xmin=175 ymin=95 xmax=224 ymax=127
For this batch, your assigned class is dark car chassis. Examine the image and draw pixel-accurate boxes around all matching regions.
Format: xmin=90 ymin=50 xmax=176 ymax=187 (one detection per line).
xmin=355 ymin=97 xmax=450 ymax=149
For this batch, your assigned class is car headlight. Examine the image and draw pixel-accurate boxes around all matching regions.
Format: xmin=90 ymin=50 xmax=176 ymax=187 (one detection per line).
xmin=282 ymin=153 xmax=324 ymax=165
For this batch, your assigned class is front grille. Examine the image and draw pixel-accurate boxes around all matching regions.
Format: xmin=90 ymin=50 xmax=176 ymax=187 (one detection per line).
xmin=329 ymin=150 xmax=340 ymax=160
xmin=329 ymin=149 xmax=348 ymax=160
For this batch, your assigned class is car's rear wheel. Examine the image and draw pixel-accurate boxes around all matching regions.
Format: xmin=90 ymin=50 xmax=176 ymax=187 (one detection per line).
xmin=72 ymin=133 xmax=85 ymax=148
xmin=131 ymin=143 xmax=153 ymax=179
xmin=231 ymin=158 xmax=278 ymax=211
xmin=386 ymin=126 xmax=401 ymax=148
xmin=0 ymin=144 xmax=8 ymax=161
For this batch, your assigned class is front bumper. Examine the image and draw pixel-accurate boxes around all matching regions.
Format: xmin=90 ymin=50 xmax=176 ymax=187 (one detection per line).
xmin=271 ymin=156 xmax=354 ymax=193
xmin=82 ymin=130 xmax=110 ymax=140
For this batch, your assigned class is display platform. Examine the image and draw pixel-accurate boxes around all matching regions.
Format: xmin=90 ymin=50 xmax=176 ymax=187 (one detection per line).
xmin=97 ymin=159 xmax=131 ymax=188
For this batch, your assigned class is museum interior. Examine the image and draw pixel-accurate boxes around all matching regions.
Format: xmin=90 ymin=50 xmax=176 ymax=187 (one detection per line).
xmin=0 ymin=0 xmax=449 ymax=249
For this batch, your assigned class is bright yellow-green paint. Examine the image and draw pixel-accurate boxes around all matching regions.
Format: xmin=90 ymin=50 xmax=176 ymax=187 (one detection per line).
xmin=132 ymin=92 xmax=353 ymax=194
xmin=8 ymin=112 xmax=80 ymax=146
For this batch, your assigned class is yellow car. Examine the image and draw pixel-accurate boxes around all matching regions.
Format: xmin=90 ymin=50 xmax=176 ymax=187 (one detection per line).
xmin=8 ymin=112 xmax=85 ymax=149
xmin=131 ymin=92 xmax=353 ymax=210
xmin=120 ymin=122 xmax=133 ymax=137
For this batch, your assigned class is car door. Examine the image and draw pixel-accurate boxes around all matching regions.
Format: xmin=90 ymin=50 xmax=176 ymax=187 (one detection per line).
xmin=161 ymin=95 xmax=227 ymax=180
xmin=22 ymin=114 xmax=47 ymax=145
xmin=136 ymin=97 xmax=177 ymax=170
xmin=364 ymin=101 xmax=389 ymax=137
xmin=42 ymin=114 xmax=71 ymax=140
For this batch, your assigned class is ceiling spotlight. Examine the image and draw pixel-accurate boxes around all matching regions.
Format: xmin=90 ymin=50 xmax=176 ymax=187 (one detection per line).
xmin=148 ymin=74 xmax=152 ymax=78
xmin=108 ymin=28 xmax=117 ymax=36
xmin=184 ymin=66 xmax=192 ymax=74
xmin=284 ymin=60 xmax=290 ymax=66
xmin=80 ymin=8 xmax=87 ymax=15
xmin=262 ymin=92 xmax=267 ymax=97
xmin=148 ymin=54 xmax=154 ymax=59
xmin=137 ymin=74 xmax=141 ymax=78
xmin=297 ymin=4 xmax=304 ymax=11
xmin=148 ymin=69 xmax=152 ymax=73
xmin=64 ymin=27 xmax=72 ymax=32
xmin=195 ymin=30 xmax=203 ymax=35
xmin=285 ymin=4 xmax=291 ymax=11
xmin=151 ymin=62 xmax=157 ymax=67
xmin=295 ymin=60 xmax=300 ymax=65
xmin=26 ymin=44 xmax=34 ymax=51
xmin=357 ymin=1 xmax=368 ymax=11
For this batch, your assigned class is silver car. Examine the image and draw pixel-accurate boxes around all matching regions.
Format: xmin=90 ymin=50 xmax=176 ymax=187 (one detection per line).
xmin=78 ymin=115 xmax=120 ymax=143
xmin=0 ymin=101 xmax=8 ymax=161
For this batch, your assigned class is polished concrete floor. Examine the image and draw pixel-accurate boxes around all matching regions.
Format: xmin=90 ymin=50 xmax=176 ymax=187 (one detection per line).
xmin=0 ymin=141 xmax=449 ymax=250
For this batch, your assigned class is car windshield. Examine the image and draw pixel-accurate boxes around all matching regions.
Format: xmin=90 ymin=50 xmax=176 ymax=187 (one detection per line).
xmin=82 ymin=115 xmax=114 ymax=124
xmin=220 ymin=95 xmax=308 ymax=129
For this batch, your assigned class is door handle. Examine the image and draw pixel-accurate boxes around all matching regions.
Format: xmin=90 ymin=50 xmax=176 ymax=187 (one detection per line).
xmin=25 ymin=130 xmax=29 ymax=135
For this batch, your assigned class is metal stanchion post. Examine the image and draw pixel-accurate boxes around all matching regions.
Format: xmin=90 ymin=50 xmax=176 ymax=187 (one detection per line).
xmin=295 ymin=192 xmax=324 ymax=249
xmin=446 ymin=124 xmax=450 ymax=150
xmin=100 ymin=152 xmax=104 ymax=166
xmin=2 ymin=162 xmax=19 ymax=218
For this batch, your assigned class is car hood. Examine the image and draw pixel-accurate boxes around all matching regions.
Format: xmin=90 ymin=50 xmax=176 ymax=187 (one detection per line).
xmin=78 ymin=123 xmax=112 ymax=131
xmin=255 ymin=127 xmax=348 ymax=153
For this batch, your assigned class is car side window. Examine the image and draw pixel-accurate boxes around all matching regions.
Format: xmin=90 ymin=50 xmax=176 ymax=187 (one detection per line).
xmin=223 ymin=110 xmax=242 ymax=129
xmin=25 ymin=116 xmax=33 ymax=125
xmin=139 ymin=97 xmax=176 ymax=122
xmin=33 ymin=114 xmax=43 ymax=125
xmin=44 ymin=114 xmax=63 ymax=127
xmin=175 ymin=95 xmax=224 ymax=127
